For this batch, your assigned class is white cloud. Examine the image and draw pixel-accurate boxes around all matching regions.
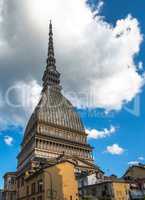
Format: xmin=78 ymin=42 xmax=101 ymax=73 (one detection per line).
xmin=138 ymin=156 xmax=144 ymax=161
xmin=86 ymin=125 xmax=116 ymax=139
xmin=138 ymin=62 xmax=144 ymax=70
xmin=0 ymin=0 xmax=144 ymax=113
xmin=0 ymin=0 xmax=11 ymax=55
xmin=12 ymin=80 xmax=41 ymax=114
xmin=29 ymin=1 xmax=144 ymax=111
xmin=0 ymin=118 xmax=12 ymax=132
xmin=106 ymin=144 xmax=125 ymax=155
xmin=128 ymin=161 xmax=139 ymax=166
xmin=0 ymin=117 xmax=6 ymax=131
xmin=0 ymin=116 xmax=24 ymax=136
xmin=128 ymin=156 xmax=144 ymax=166
xmin=4 ymin=136 xmax=13 ymax=146
xmin=0 ymin=80 xmax=41 ymax=130
xmin=96 ymin=0 xmax=104 ymax=13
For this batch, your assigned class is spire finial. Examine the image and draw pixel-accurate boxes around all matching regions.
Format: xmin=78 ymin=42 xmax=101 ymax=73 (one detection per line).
xmin=49 ymin=20 xmax=52 ymax=36
xmin=42 ymin=21 xmax=61 ymax=92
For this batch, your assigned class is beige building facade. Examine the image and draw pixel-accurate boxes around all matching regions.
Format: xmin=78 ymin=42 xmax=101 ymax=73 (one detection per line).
xmin=124 ymin=164 xmax=145 ymax=180
xmin=3 ymin=172 xmax=16 ymax=200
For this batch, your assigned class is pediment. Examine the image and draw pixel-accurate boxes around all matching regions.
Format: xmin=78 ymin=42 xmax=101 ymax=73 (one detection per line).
xmin=57 ymin=155 xmax=99 ymax=172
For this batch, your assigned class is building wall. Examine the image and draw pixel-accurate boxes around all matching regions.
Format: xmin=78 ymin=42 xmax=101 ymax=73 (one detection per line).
xmin=79 ymin=181 xmax=130 ymax=200
xmin=78 ymin=172 xmax=104 ymax=188
xmin=44 ymin=162 xmax=79 ymax=200
xmin=80 ymin=182 xmax=113 ymax=199
xmin=112 ymin=182 xmax=130 ymax=200
xmin=3 ymin=173 xmax=16 ymax=200
xmin=125 ymin=166 xmax=145 ymax=179
xmin=17 ymin=171 xmax=44 ymax=200
xmin=4 ymin=174 xmax=16 ymax=192
xmin=0 ymin=190 xmax=4 ymax=200
xmin=94 ymin=182 xmax=112 ymax=199
xmin=17 ymin=161 xmax=79 ymax=200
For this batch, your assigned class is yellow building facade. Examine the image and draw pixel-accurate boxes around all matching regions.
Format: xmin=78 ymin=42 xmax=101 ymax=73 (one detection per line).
xmin=17 ymin=161 xmax=79 ymax=200
xmin=112 ymin=181 xmax=130 ymax=200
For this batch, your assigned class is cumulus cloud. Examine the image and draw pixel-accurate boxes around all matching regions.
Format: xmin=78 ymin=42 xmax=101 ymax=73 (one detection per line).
xmin=86 ymin=125 xmax=116 ymax=139
xmin=106 ymin=144 xmax=125 ymax=155
xmin=4 ymin=135 xmax=13 ymax=146
xmin=0 ymin=0 xmax=144 ymax=123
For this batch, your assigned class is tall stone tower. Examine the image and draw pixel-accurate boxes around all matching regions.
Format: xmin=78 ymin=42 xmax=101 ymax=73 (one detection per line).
xmin=17 ymin=21 xmax=93 ymax=177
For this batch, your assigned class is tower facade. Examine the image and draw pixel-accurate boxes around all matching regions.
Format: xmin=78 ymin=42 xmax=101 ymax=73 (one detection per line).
xmin=17 ymin=22 xmax=93 ymax=177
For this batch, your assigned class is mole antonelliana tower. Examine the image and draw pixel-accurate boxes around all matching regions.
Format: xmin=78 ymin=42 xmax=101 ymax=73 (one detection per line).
xmin=17 ymin=21 xmax=94 ymax=178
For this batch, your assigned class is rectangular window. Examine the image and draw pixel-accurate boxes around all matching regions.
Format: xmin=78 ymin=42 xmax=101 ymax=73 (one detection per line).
xmin=17 ymin=179 xmax=20 ymax=188
xmin=31 ymin=183 xmax=36 ymax=194
xmin=27 ymin=185 xmax=29 ymax=195
xmin=37 ymin=180 xmax=43 ymax=193
xmin=21 ymin=177 xmax=24 ymax=187
xmin=37 ymin=196 xmax=42 ymax=200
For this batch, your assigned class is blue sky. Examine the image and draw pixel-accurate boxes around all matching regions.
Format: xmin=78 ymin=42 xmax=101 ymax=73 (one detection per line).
xmin=0 ymin=0 xmax=145 ymax=188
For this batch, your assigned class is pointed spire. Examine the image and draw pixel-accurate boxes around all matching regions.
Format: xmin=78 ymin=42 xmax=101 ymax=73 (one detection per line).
xmin=46 ymin=20 xmax=56 ymax=69
xmin=42 ymin=21 xmax=61 ymax=92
